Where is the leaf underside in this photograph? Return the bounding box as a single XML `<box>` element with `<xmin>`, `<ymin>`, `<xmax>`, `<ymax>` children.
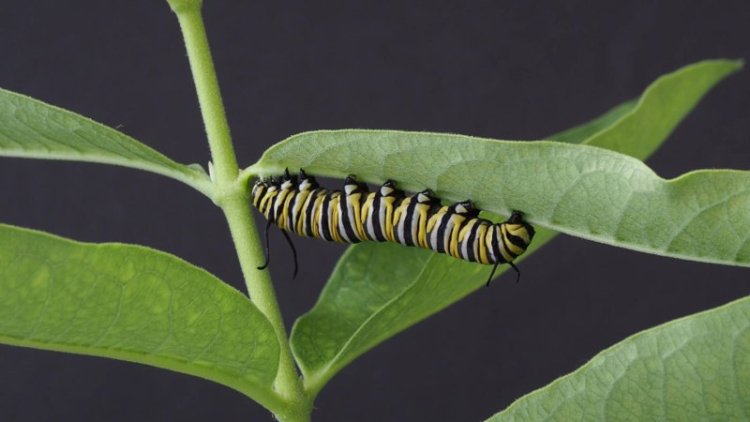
<box><xmin>279</xmin><ymin>59</ymin><xmax>744</xmax><ymax>394</ymax></box>
<box><xmin>257</xmin><ymin>131</ymin><xmax>750</xmax><ymax>267</ymax></box>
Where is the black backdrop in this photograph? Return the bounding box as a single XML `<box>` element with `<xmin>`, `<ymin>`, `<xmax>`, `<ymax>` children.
<box><xmin>1</xmin><ymin>1</ymin><xmax>749</xmax><ymax>421</ymax></box>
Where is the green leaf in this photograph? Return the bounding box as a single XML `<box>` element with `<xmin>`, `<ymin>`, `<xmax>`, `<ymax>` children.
<box><xmin>0</xmin><ymin>224</ymin><xmax>284</xmax><ymax>410</ymax></box>
<box><xmin>583</xmin><ymin>59</ymin><xmax>744</xmax><ymax>159</ymax></box>
<box><xmin>284</xmin><ymin>59</ymin><xmax>742</xmax><ymax>396</ymax></box>
<box><xmin>487</xmin><ymin>295</ymin><xmax>750</xmax><ymax>421</ymax></box>
<box><xmin>251</xmin><ymin>135</ymin><xmax>750</xmax><ymax>267</ymax></box>
<box><xmin>0</xmin><ymin>87</ymin><xmax>212</xmax><ymax>196</ymax></box>
<box><xmin>291</xmin><ymin>232</ymin><xmax>556</xmax><ymax>394</ymax></box>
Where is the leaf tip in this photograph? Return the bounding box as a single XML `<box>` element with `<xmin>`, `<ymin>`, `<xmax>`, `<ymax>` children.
<box><xmin>710</xmin><ymin>58</ymin><xmax>744</xmax><ymax>72</ymax></box>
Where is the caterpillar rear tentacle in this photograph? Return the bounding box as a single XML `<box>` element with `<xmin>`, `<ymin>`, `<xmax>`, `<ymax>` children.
<box><xmin>251</xmin><ymin>170</ymin><xmax>535</xmax><ymax>285</ymax></box>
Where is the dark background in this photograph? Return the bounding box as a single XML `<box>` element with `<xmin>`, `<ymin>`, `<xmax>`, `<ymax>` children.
<box><xmin>0</xmin><ymin>1</ymin><xmax>749</xmax><ymax>421</ymax></box>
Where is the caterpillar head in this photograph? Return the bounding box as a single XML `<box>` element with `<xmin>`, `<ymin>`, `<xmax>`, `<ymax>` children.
<box><xmin>251</xmin><ymin>177</ymin><xmax>274</xmax><ymax>207</ymax></box>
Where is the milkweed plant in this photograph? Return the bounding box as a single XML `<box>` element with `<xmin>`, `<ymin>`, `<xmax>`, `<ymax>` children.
<box><xmin>0</xmin><ymin>1</ymin><xmax>748</xmax><ymax>421</ymax></box>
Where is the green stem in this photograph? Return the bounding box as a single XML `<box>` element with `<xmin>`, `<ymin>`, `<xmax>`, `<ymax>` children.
<box><xmin>167</xmin><ymin>1</ymin><xmax>310</xmax><ymax>420</ymax></box>
<box><xmin>222</xmin><ymin>191</ymin><xmax>312</xmax><ymax>421</ymax></box>
<box><xmin>172</xmin><ymin>1</ymin><xmax>238</xmax><ymax>185</ymax></box>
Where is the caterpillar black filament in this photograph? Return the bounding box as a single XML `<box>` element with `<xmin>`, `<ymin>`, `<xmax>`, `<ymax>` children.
<box><xmin>251</xmin><ymin>169</ymin><xmax>535</xmax><ymax>285</ymax></box>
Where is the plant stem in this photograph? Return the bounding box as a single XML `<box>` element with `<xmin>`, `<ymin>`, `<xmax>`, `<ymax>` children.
<box><xmin>172</xmin><ymin>1</ymin><xmax>238</xmax><ymax>185</ymax></box>
<box><xmin>222</xmin><ymin>191</ymin><xmax>311</xmax><ymax>421</ymax></box>
<box><xmin>167</xmin><ymin>1</ymin><xmax>310</xmax><ymax>420</ymax></box>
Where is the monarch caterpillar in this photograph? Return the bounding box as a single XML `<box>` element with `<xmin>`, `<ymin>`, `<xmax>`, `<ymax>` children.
<box><xmin>251</xmin><ymin>169</ymin><xmax>535</xmax><ymax>285</ymax></box>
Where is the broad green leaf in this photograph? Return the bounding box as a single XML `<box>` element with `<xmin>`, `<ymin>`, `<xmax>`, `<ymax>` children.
<box><xmin>0</xmin><ymin>88</ymin><xmax>212</xmax><ymax>196</ymax></box>
<box><xmin>0</xmin><ymin>224</ymin><xmax>283</xmax><ymax>410</ymax></box>
<box><xmin>284</xmin><ymin>60</ymin><xmax>742</xmax><ymax>395</ymax></box>
<box><xmin>487</xmin><ymin>295</ymin><xmax>750</xmax><ymax>421</ymax></box>
<box><xmin>251</xmin><ymin>135</ymin><xmax>750</xmax><ymax>267</ymax></box>
<box><xmin>584</xmin><ymin>60</ymin><xmax>745</xmax><ymax>159</ymax></box>
<box><xmin>291</xmin><ymin>231</ymin><xmax>556</xmax><ymax>394</ymax></box>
